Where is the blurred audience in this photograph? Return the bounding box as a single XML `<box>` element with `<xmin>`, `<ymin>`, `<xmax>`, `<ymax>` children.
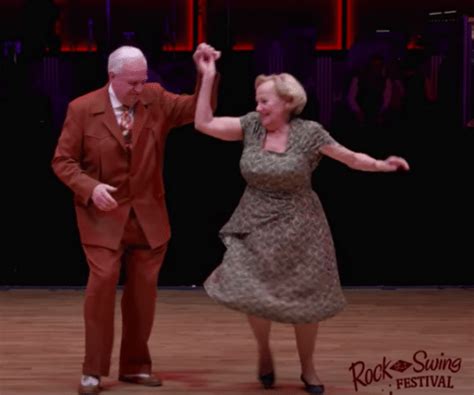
<box><xmin>347</xmin><ymin>54</ymin><xmax>393</xmax><ymax>128</ymax></box>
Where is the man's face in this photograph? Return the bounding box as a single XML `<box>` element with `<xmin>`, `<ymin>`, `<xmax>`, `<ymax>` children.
<box><xmin>109</xmin><ymin>59</ymin><xmax>148</xmax><ymax>107</ymax></box>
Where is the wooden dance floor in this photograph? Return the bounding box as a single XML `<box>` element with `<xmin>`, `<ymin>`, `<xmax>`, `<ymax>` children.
<box><xmin>1</xmin><ymin>288</ymin><xmax>473</xmax><ymax>395</ymax></box>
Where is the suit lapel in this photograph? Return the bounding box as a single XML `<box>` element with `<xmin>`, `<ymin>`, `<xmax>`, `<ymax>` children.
<box><xmin>90</xmin><ymin>85</ymin><xmax>127</xmax><ymax>150</ymax></box>
<box><xmin>133</xmin><ymin>88</ymin><xmax>155</xmax><ymax>145</ymax></box>
<box><xmin>103</xmin><ymin>105</ymin><xmax>127</xmax><ymax>150</ymax></box>
<box><xmin>131</xmin><ymin>101</ymin><xmax>149</xmax><ymax>146</ymax></box>
<box><xmin>90</xmin><ymin>85</ymin><xmax>155</xmax><ymax>150</ymax></box>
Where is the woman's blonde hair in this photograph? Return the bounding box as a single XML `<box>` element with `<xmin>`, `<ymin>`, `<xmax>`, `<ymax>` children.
<box><xmin>255</xmin><ymin>73</ymin><xmax>307</xmax><ymax>115</ymax></box>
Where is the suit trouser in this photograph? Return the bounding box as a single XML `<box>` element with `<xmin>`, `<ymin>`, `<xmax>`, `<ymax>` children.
<box><xmin>81</xmin><ymin>210</ymin><xmax>167</xmax><ymax>377</ymax></box>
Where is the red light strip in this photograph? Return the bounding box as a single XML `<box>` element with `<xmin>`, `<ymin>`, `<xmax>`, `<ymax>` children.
<box><xmin>347</xmin><ymin>0</ymin><xmax>355</xmax><ymax>48</ymax></box>
<box><xmin>59</xmin><ymin>0</ymin><xmax>346</xmax><ymax>53</ymax></box>
<box><xmin>60</xmin><ymin>44</ymin><xmax>97</xmax><ymax>52</ymax></box>
<box><xmin>233</xmin><ymin>0</ymin><xmax>343</xmax><ymax>51</ymax></box>
<box><xmin>163</xmin><ymin>0</ymin><xmax>194</xmax><ymax>51</ymax></box>
<box><xmin>197</xmin><ymin>0</ymin><xmax>206</xmax><ymax>44</ymax></box>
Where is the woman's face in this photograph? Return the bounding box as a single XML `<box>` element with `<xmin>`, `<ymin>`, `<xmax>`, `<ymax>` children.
<box><xmin>255</xmin><ymin>80</ymin><xmax>290</xmax><ymax>130</ymax></box>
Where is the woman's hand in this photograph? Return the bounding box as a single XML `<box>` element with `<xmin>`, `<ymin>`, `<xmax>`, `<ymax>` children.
<box><xmin>197</xmin><ymin>54</ymin><xmax>217</xmax><ymax>77</ymax></box>
<box><xmin>380</xmin><ymin>156</ymin><xmax>410</xmax><ymax>172</ymax></box>
<box><xmin>193</xmin><ymin>42</ymin><xmax>220</xmax><ymax>77</ymax></box>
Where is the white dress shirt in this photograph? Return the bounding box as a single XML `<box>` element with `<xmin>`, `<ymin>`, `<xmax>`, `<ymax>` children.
<box><xmin>108</xmin><ymin>84</ymin><xmax>135</xmax><ymax>125</ymax></box>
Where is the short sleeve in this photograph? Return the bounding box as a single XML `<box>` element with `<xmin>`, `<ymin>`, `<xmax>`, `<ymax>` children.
<box><xmin>301</xmin><ymin>120</ymin><xmax>337</xmax><ymax>166</ymax></box>
<box><xmin>306</xmin><ymin>121</ymin><xmax>336</xmax><ymax>151</ymax></box>
<box><xmin>239</xmin><ymin>111</ymin><xmax>262</xmax><ymax>146</ymax></box>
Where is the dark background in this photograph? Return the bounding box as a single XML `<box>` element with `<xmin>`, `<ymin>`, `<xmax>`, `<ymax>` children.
<box><xmin>1</xmin><ymin>0</ymin><xmax>473</xmax><ymax>287</ymax></box>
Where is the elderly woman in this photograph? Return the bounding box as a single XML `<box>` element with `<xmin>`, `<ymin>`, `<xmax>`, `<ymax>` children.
<box><xmin>194</xmin><ymin>48</ymin><xmax>409</xmax><ymax>394</ymax></box>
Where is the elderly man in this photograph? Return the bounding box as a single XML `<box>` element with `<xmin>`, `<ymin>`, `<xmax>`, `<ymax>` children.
<box><xmin>52</xmin><ymin>43</ymin><xmax>219</xmax><ymax>395</ymax></box>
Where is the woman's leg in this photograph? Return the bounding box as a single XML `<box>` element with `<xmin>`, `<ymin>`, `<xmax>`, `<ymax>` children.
<box><xmin>294</xmin><ymin>323</ymin><xmax>322</xmax><ymax>384</ymax></box>
<box><xmin>247</xmin><ymin>315</ymin><xmax>274</xmax><ymax>375</ymax></box>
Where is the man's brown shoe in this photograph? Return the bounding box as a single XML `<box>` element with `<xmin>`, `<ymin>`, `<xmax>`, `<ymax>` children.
<box><xmin>78</xmin><ymin>382</ymin><xmax>101</xmax><ymax>395</ymax></box>
<box><xmin>119</xmin><ymin>374</ymin><xmax>162</xmax><ymax>387</ymax></box>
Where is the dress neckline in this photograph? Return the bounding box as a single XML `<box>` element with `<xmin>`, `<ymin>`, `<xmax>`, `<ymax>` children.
<box><xmin>260</xmin><ymin>119</ymin><xmax>296</xmax><ymax>155</ymax></box>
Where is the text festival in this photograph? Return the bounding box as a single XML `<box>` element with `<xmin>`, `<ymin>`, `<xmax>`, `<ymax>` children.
<box><xmin>349</xmin><ymin>350</ymin><xmax>462</xmax><ymax>392</ymax></box>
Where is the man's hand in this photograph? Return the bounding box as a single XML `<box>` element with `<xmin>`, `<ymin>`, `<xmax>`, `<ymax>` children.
<box><xmin>91</xmin><ymin>184</ymin><xmax>118</xmax><ymax>211</ymax></box>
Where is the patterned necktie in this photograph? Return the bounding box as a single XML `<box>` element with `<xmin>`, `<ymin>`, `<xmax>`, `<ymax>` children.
<box><xmin>119</xmin><ymin>106</ymin><xmax>133</xmax><ymax>146</ymax></box>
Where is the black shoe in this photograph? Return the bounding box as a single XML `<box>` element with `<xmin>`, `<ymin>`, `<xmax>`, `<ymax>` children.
<box><xmin>258</xmin><ymin>371</ymin><xmax>275</xmax><ymax>389</ymax></box>
<box><xmin>300</xmin><ymin>374</ymin><xmax>325</xmax><ymax>394</ymax></box>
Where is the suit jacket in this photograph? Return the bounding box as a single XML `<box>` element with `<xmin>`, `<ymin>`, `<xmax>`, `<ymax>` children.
<box><xmin>52</xmin><ymin>80</ymin><xmax>214</xmax><ymax>250</ymax></box>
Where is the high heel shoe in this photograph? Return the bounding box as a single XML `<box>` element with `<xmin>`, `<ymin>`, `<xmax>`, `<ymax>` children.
<box><xmin>300</xmin><ymin>374</ymin><xmax>325</xmax><ymax>394</ymax></box>
<box><xmin>258</xmin><ymin>371</ymin><xmax>275</xmax><ymax>389</ymax></box>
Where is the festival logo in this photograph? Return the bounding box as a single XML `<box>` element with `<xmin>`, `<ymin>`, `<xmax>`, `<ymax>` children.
<box><xmin>348</xmin><ymin>349</ymin><xmax>462</xmax><ymax>394</ymax></box>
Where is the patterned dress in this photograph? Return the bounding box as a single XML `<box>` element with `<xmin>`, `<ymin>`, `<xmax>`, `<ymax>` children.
<box><xmin>204</xmin><ymin>112</ymin><xmax>347</xmax><ymax>324</ymax></box>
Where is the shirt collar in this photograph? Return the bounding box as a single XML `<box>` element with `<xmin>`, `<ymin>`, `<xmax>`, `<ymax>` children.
<box><xmin>108</xmin><ymin>83</ymin><xmax>124</xmax><ymax>110</ymax></box>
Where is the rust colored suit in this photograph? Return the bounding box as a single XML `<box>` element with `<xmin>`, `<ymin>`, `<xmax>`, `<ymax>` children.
<box><xmin>52</xmin><ymin>81</ymin><xmax>207</xmax><ymax>377</ymax></box>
